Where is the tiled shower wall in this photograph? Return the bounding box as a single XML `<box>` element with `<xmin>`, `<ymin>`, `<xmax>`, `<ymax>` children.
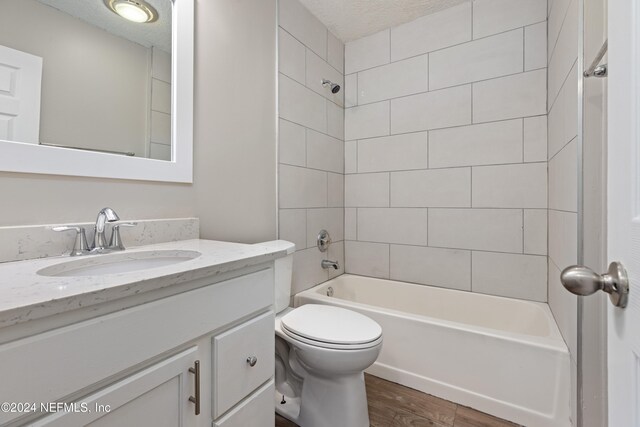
<box><xmin>277</xmin><ymin>0</ymin><xmax>346</xmax><ymax>294</ymax></box>
<box><xmin>343</xmin><ymin>0</ymin><xmax>549</xmax><ymax>302</ymax></box>
<box><xmin>546</xmin><ymin>0</ymin><xmax>579</xmax><ymax>421</ymax></box>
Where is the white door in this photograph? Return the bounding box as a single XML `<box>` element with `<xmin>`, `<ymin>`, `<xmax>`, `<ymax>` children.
<box><xmin>608</xmin><ymin>0</ymin><xmax>640</xmax><ymax>425</ymax></box>
<box><xmin>0</xmin><ymin>44</ymin><xmax>42</xmax><ymax>143</ymax></box>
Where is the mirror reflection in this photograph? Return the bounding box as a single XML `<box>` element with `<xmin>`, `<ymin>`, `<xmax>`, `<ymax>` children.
<box><xmin>0</xmin><ymin>0</ymin><xmax>173</xmax><ymax>160</ymax></box>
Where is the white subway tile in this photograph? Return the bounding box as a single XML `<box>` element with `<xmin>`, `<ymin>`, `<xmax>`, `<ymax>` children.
<box><xmin>357</xmin><ymin>55</ymin><xmax>428</xmax><ymax>104</ymax></box>
<box><xmin>524</xmin><ymin>116</ymin><xmax>548</xmax><ymax>162</ymax></box>
<box><xmin>548</xmin><ymin>0</ymin><xmax>578</xmax><ymax>105</ymax></box>
<box><xmin>390</xmin><ymin>245</ymin><xmax>471</xmax><ymax>290</ymax></box>
<box><xmin>327</xmin><ymin>31</ymin><xmax>344</xmax><ymax>73</ymax></box>
<box><xmin>345</xmin><ymin>140</ymin><xmax>357</xmax><ymax>173</ymax></box>
<box><xmin>306</xmin><ymin>130</ymin><xmax>344</xmax><ymax>173</ymax></box>
<box><xmin>357</xmin><ymin>208</ymin><xmax>428</xmax><ymax>245</ymax></box>
<box><xmin>279</xmin><ymin>28</ymin><xmax>306</xmax><ymax>84</ymax></box>
<box><xmin>472</xmin><ymin>252</ymin><xmax>547</xmax><ymax>301</ymax></box>
<box><xmin>149</xmin><ymin>143</ymin><xmax>171</xmax><ymax>161</ymax></box>
<box><xmin>429</xmin><ymin>208</ymin><xmax>523</xmax><ymax>252</ymax></box>
<box><xmin>473</xmin><ymin>163</ymin><xmax>547</xmax><ymax>208</ymax></box>
<box><xmin>548</xmin><ymin>64</ymin><xmax>578</xmax><ymax>158</ymax></box>
<box><xmin>307</xmin><ymin>208</ymin><xmax>344</xmax><ymax>247</ymax></box>
<box><xmin>278</xmin><ymin>0</ymin><xmax>327</xmax><ymax>59</ymax></box>
<box><xmin>548</xmin><ymin>260</ymin><xmax>578</xmax><ymax>357</ymax></box>
<box><xmin>328</xmin><ymin>241</ymin><xmax>345</xmax><ymax>279</ymax></box>
<box><xmin>473</xmin><ymin>69</ymin><xmax>547</xmax><ymax>123</ymax></box>
<box><xmin>429</xmin><ymin>29</ymin><xmax>524</xmax><ymax>90</ymax></box>
<box><xmin>345</xmin><ymin>208</ymin><xmax>357</xmax><ymax>240</ymax></box>
<box><xmin>525</xmin><ymin>22</ymin><xmax>547</xmax><ymax>71</ymax></box>
<box><xmin>473</xmin><ymin>0</ymin><xmax>547</xmax><ymax>39</ymax></box>
<box><xmin>345</xmin><ymin>241</ymin><xmax>390</xmax><ymax>278</ymax></box>
<box><xmin>357</xmin><ymin>133</ymin><xmax>428</xmax><ymax>173</ymax></box>
<box><xmin>279</xmin><ymin>74</ymin><xmax>327</xmax><ymax>133</ymax></box>
<box><xmin>151</xmin><ymin>47</ymin><xmax>171</xmax><ymax>83</ymax></box>
<box><xmin>391</xmin><ymin>85</ymin><xmax>471</xmax><ymax>133</ymax></box>
<box><xmin>292</xmin><ymin>247</ymin><xmax>328</xmax><ymax>294</ymax></box>
<box><xmin>390</xmin><ymin>3</ymin><xmax>472</xmax><ymax>61</ymax></box>
<box><xmin>279</xmin><ymin>209</ymin><xmax>306</xmax><ymax>250</ymax></box>
<box><xmin>429</xmin><ymin>119</ymin><xmax>523</xmax><ymax>168</ymax></box>
<box><xmin>345</xmin><ymin>30</ymin><xmax>390</xmax><ymax>74</ymax></box>
<box><xmin>345</xmin><ymin>73</ymin><xmax>358</xmax><ymax>108</ymax></box>
<box><xmin>345</xmin><ymin>101</ymin><xmax>390</xmax><ymax>140</ymax></box>
<box><xmin>150</xmin><ymin>111</ymin><xmax>171</xmax><ymax>145</ymax></box>
<box><xmin>391</xmin><ymin>168</ymin><xmax>471</xmax><ymax>207</ymax></box>
<box><xmin>279</xmin><ymin>119</ymin><xmax>306</xmax><ymax>166</ymax></box>
<box><xmin>549</xmin><ymin>139</ymin><xmax>578</xmax><ymax>212</ymax></box>
<box><xmin>549</xmin><ymin>209</ymin><xmax>577</xmax><ymax>268</ymax></box>
<box><xmin>328</xmin><ymin>172</ymin><xmax>344</xmax><ymax>208</ymax></box>
<box><xmin>548</xmin><ymin>0</ymin><xmax>572</xmax><ymax>60</ymax></box>
<box><xmin>279</xmin><ymin>165</ymin><xmax>327</xmax><ymax>208</ymax></box>
<box><xmin>524</xmin><ymin>209</ymin><xmax>547</xmax><ymax>255</ymax></box>
<box><xmin>151</xmin><ymin>79</ymin><xmax>170</xmax><ymax>114</ymax></box>
<box><xmin>345</xmin><ymin>173</ymin><xmax>389</xmax><ymax>207</ymax></box>
<box><xmin>306</xmin><ymin>49</ymin><xmax>344</xmax><ymax>106</ymax></box>
<box><xmin>327</xmin><ymin>101</ymin><xmax>344</xmax><ymax>140</ymax></box>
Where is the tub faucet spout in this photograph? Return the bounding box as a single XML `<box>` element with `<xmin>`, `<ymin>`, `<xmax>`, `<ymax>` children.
<box><xmin>321</xmin><ymin>259</ymin><xmax>340</xmax><ymax>270</ymax></box>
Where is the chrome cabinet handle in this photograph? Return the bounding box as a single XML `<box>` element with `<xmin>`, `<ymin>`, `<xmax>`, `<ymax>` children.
<box><xmin>52</xmin><ymin>226</ymin><xmax>90</xmax><ymax>256</ymax></box>
<box><xmin>246</xmin><ymin>356</ymin><xmax>258</xmax><ymax>367</ymax></box>
<box><xmin>561</xmin><ymin>262</ymin><xmax>629</xmax><ymax>308</ymax></box>
<box><xmin>188</xmin><ymin>360</ymin><xmax>200</xmax><ymax>415</ymax></box>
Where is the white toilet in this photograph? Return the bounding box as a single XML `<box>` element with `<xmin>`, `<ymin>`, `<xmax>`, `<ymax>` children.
<box><xmin>273</xmin><ymin>241</ymin><xmax>383</xmax><ymax>427</ymax></box>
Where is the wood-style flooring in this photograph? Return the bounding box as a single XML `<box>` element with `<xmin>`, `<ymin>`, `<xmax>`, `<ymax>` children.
<box><xmin>275</xmin><ymin>374</ymin><xmax>521</xmax><ymax>427</ymax></box>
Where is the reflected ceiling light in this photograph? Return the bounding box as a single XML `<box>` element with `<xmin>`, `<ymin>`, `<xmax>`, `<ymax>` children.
<box><xmin>104</xmin><ymin>0</ymin><xmax>158</xmax><ymax>23</ymax></box>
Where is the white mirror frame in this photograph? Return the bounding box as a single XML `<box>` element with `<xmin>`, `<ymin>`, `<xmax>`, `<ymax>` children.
<box><xmin>0</xmin><ymin>0</ymin><xmax>194</xmax><ymax>183</ymax></box>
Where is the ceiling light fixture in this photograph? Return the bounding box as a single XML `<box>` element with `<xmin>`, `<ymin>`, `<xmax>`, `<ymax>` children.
<box><xmin>104</xmin><ymin>0</ymin><xmax>158</xmax><ymax>23</ymax></box>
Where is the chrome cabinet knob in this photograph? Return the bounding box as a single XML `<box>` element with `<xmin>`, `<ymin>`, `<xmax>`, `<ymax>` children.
<box><xmin>561</xmin><ymin>262</ymin><xmax>629</xmax><ymax>308</ymax></box>
<box><xmin>246</xmin><ymin>356</ymin><xmax>258</xmax><ymax>367</ymax></box>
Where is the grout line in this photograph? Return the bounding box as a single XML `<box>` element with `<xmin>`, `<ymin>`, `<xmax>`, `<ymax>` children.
<box><xmin>548</xmin><ymin>57</ymin><xmax>578</xmax><ymax>112</ymax></box>
<box><xmin>347</xmin><ymin>67</ymin><xmax>547</xmax><ymax>110</ymax></box>
<box><xmin>345</xmin><ymin>21</ymin><xmax>547</xmax><ymax>75</ymax></box>
<box><xmin>548</xmin><ymin>0</ymin><xmax>574</xmax><ymax>64</ymax></box>
<box><xmin>344</xmin><ymin>239</ymin><xmax>548</xmax><ymax>258</ymax></box>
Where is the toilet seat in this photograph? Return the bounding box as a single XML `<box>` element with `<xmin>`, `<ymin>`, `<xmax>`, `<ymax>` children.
<box><xmin>280</xmin><ymin>304</ymin><xmax>382</xmax><ymax>350</ymax></box>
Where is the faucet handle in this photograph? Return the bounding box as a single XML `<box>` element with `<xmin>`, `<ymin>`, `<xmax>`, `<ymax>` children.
<box><xmin>53</xmin><ymin>226</ymin><xmax>90</xmax><ymax>256</ymax></box>
<box><xmin>108</xmin><ymin>222</ymin><xmax>137</xmax><ymax>251</ymax></box>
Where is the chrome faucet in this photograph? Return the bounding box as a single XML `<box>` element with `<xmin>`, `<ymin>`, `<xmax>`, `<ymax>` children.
<box><xmin>321</xmin><ymin>260</ymin><xmax>340</xmax><ymax>270</ymax></box>
<box><xmin>92</xmin><ymin>207</ymin><xmax>120</xmax><ymax>252</ymax></box>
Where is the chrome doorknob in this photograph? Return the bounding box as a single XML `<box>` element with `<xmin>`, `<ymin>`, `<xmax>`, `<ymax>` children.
<box><xmin>561</xmin><ymin>262</ymin><xmax>629</xmax><ymax>308</ymax></box>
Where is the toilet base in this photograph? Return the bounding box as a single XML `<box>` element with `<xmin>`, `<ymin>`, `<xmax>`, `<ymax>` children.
<box><xmin>276</xmin><ymin>371</ymin><xmax>370</xmax><ymax>427</ymax></box>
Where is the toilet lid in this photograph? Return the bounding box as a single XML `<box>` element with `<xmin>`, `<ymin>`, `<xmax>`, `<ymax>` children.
<box><xmin>280</xmin><ymin>304</ymin><xmax>382</xmax><ymax>346</ymax></box>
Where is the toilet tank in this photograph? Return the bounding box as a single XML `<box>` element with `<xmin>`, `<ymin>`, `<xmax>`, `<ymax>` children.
<box><xmin>261</xmin><ymin>240</ymin><xmax>296</xmax><ymax>313</ymax></box>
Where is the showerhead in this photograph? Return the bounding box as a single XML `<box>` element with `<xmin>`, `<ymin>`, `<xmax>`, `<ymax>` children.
<box><xmin>321</xmin><ymin>79</ymin><xmax>341</xmax><ymax>94</ymax></box>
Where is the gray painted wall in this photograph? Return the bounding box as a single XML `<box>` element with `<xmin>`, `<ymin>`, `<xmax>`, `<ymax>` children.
<box><xmin>0</xmin><ymin>0</ymin><xmax>278</xmax><ymax>245</ymax></box>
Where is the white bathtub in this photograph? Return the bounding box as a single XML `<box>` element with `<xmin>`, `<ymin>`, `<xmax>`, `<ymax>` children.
<box><xmin>294</xmin><ymin>274</ymin><xmax>571</xmax><ymax>427</ymax></box>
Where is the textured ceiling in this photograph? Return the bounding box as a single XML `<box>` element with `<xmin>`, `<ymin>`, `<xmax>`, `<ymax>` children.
<box><xmin>298</xmin><ymin>0</ymin><xmax>469</xmax><ymax>42</ymax></box>
<box><xmin>36</xmin><ymin>0</ymin><xmax>172</xmax><ymax>52</ymax></box>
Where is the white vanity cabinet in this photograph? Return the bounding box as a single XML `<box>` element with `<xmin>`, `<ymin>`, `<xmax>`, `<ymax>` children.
<box><xmin>0</xmin><ymin>267</ymin><xmax>276</xmax><ymax>427</ymax></box>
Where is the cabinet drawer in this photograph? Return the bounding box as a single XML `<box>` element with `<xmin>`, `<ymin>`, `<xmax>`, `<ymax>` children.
<box><xmin>213</xmin><ymin>380</ymin><xmax>274</xmax><ymax>427</ymax></box>
<box><xmin>213</xmin><ymin>311</ymin><xmax>274</xmax><ymax>417</ymax></box>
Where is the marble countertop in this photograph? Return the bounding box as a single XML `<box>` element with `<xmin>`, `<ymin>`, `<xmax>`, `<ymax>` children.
<box><xmin>0</xmin><ymin>239</ymin><xmax>292</xmax><ymax>329</ymax></box>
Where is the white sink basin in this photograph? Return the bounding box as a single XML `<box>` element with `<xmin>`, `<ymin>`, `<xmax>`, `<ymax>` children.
<box><xmin>37</xmin><ymin>250</ymin><xmax>202</xmax><ymax>277</ymax></box>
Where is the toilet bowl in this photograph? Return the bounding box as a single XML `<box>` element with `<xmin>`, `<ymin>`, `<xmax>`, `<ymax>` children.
<box><xmin>270</xmin><ymin>241</ymin><xmax>383</xmax><ymax>427</ymax></box>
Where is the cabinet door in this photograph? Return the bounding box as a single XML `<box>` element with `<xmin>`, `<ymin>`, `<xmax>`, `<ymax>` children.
<box><xmin>213</xmin><ymin>381</ymin><xmax>274</xmax><ymax>427</ymax></box>
<box><xmin>32</xmin><ymin>347</ymin><xmax>201</xmax><ymax>427</ymax></box>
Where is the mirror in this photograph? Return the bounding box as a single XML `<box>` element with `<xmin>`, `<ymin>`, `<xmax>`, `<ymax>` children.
<box><xmin>0</xmin><ymin>0</ymin><xmax>193</xmax><ymax>182</ymax></box>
